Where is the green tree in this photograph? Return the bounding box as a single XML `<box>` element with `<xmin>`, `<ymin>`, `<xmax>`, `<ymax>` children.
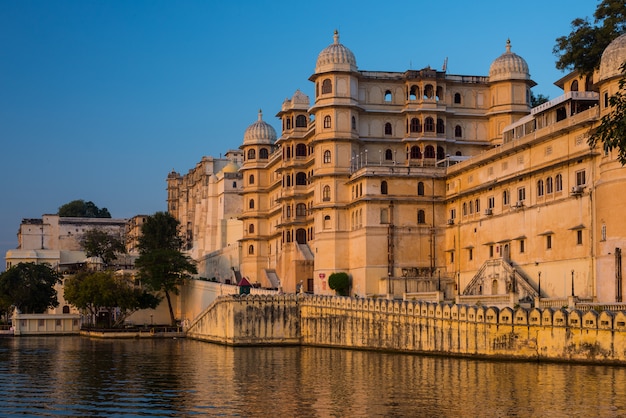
<box><xmin>80</xmin><ymin>228</ymin><xmax>126</xmax><ymax>268</ymax></box>
<box><xmin>553</xmin><ymin>0</ymin><xmax>626</xmax><ymax>75</ymax></box>
<box><xmin>64</xmin><ymin>271</ymin><xmax>160</xmax><ymax>327</ymax></box>
<box><xmin>58</xmin><ymin>199</ymin><xmax>112</xmax><ymax>218</ymax></box>
<box><xmin>589</xmin><ymin>62</ymin><xmax>626</xmax><ymax>164</ymax></box>
<box><xmin>328</xmin><ymin>272</ymin><xmax>350</xmax><ymax>296</ymax></box>
<box><xmin>134</xmin><ymin>212</ymin><xmax>197</xmax><ymax>326</ymax></box>
<box><xmin>0</xmin><ymin>263</ymin><xmax>61</xmax><ymax>314</ymax></box>
<box><xmin>530</xmin><ymin>91</ymin><xmax>549</xmax><ymax>108</ymax></box>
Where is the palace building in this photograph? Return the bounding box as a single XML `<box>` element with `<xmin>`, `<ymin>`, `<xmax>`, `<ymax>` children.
<box><xmin>168</xmin><ymin>31</ymin><xmax>626</xmax><ymax>305</ymax></box>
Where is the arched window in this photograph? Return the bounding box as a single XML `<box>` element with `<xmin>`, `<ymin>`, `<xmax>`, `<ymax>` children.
<box><xmin>286</xmin><ymin>175</ymin><xmax>291</xmax><ymax>187</ymax></box>
<box><xmin>248</xmin><ymin>245</ymin><xmax>254</xmax><ymax>255</ymax></box>
<box><xmin>384</xmin><ymin>90</ymin><xmax>392</xmax><ymax>102</ymax></box>
<box><xmin>286</xmin><ymin>205</ymin><xmax>291</xmax><ymax>218</ymax></box>
<box><xmin>352</xmin><ymin>116</ymin><xmax>356</xmax><ymax>130</ymax></box>
<box><xmin>409</xmin><ymin>85</ymin><xmax>419</xmax><ymax>100</ymax></box>
<box><xmin>555</xmin><ymin>173</ymin><xmax>563</xmax><ymax>192</ymax></box>
<box><xmin>380</xmin><ymin>208</ymin><xmax>389</xmax><ymax>224</ymax></box>
<box><xmin>295</xmin><ymin>115</ymin><xmax>307</xmax><ymax>127</ymax></box>
<box><xmin>410</xmin><ymin>146</ymin><xmax>422</xmax><ymax>159</ymax></box>
<box><xmin>324</xmin><ymin>215</ymin><xmax>331</xmax><ymax>229</ymax></box>
<box><xmin>417</xmin><ymin>210</ymin><xmax>426</xmax><ymax>224</ymax></box>
<box><xmin>62</xmin><ymin>305</ymin><xmax>70</xmax><ymax>314</ymax></box>
<box><xmin>296</xmin><ymin>143</ymin><xmax>307</xmax><ymax>157</ymax></box>
<box><xmin>537</xmin><ymin>179</ymin><xmax>544</xmax><ymax>197</ymax></box>
<box><xmin>454</xmin><ymin>93</ymin><xmax>461</xmax><ymax>104</ymax></box>
<box><xmin>436</xmin><ymin>86</ymin><xmax>443</xmax><ymax>101</ymax></box>
<box><xmin>385</xmin><ymin>149</ymin><xmax>393</xmax><ymax>160</ymax></box>
<box><xmin>546</xmin><ymin>177</ymin><xmax>553</xmax><ymax>194</ymax></box>
<box><xmin>249</xmin><ymin>199</ymin><xmax>255</xmax><ymax>209</ymax></box>
<box><xmin>259</xmin><ymin>148</ymin><xmax>268</xmax><ymax>159</ymax></box>
<box><xmin>323</xmin><ymin>185</ymin><xmax>331</xmax><ymax>201</ymax></box>
<box><xmin>322</xmin><ymin>78</ymin><xmax>332</xmax><ymax>94</ymax></box>
<box><xmin>384</xmin><ymin>122</ymin><xmax>392</xmax><ymax>135</ymax></box>
<box><xmin>249</xmin><ymin>174</ymin><xmax>255</xmax><ymax>185</ymax></box>
<box><xmin>455</xmin><ymin>151</ymin><xmax>462</xmax><ymax>156</ymax></box>
<box><xmin>454</xmin><ymin>125</ymin><xmax>462</xmax><ymax>138</ymax></box>
<box><xmin>503</xmin><ymin>190</ymin><xmax>510</xmax><ymax>205</ymax></box>
<box><xmin>410</xmin><ymin>118</ymin><xmax>422</xmax><ymax>133</ymax></box>
<box><xmin>286</xmin><ymin>147</ymin><xmax>291</xmax><ymax>159</ymax></box>
<box><xmin>418</xmin><ymin>181</ymin><xmax>424</xmax><ymax>196</ymax></box>
<box><xmin>296</xmin><ymin>172</ymin><xmax>307</xmax><ymax>185</ymax></box>
<box><xmin>381</xmin><ymin>181</ymin><xmax>388</xmax><ymax>195</ymax></box>
<box><xmin>571</xmin><ymin>80</ymin><xmax>579</xmax><ymax>92</ymax></box>
<box><xmin>424</xmin><ymin>117</ymin><xmax>435</xmax><ymax>132</ymax></box>
<box><xmin>296</xmin><ymin>203</ymin><xmax>306</xmax><ymax>217</ymax></box>
<box><xmin>323</xmin><ymin>150</ymin><xmax>331</xmax><ymax>163</ymax></box>
<box><xmin>286</xmin><ymin>118</ymin><xmax>291</xmax><ymax>130</ymax></box>
<box><xmin>424</xmin><ymin>145</ymin><xmax>435</xmax><ymax>158</ymax></box>
<box><xmin>437</xmin><ymin>146</ymin><xmax>445</xmax><ymax>160</ymax></box>
<box><xmin>424</xmin><ymin>84</ymin><xmax>434</xmax><ymax>99</ymax></box>
<box><xmin>475</xmin><ymin>199</ymin><xmax>480</xmax><ymax>213</ymax></box>
<box><xmin>436</xmin><ymin>118</ymin><xmax>445</xmax><ymax>134</ymax></box>
<box><xmin>323</xmin><ymin>115</ymin><xmax>331</xmax><ymax>128</ymax></box>
<box><xmin>462</xmin><ymin>202</ymin><xmax>468</xmax><ymax>216</ymax></box>
<box><xmin>247</xmin><ymin>149</ymin><xmax>256</xmax><ymax>160</ymax></box>
<box><xmin>249</xmin><ymin>224</ymin><xmax>255</xmax><ymax>234</ymax></box>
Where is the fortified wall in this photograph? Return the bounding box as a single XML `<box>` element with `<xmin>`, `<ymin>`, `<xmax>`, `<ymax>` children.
<box><xmin>186</xmin><ymin>294</ymin><xmax>626</xmax><ymax>364</ymax></box>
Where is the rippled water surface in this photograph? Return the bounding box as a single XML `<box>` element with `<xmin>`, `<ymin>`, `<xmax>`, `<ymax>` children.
<box><xmin>1</xmin><ymin>336</ymin><xmax>626</xmax><ymax>417</ymax></box>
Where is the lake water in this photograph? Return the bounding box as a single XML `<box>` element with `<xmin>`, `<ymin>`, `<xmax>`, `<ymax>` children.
<box><xmin>1</xmin><ymin>336</ymin><xmax>625</xmax><ymax>417</ymax></box>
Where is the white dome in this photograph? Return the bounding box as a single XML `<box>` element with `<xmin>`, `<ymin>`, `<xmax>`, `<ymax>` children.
<box><xmin>243</xmin><ymin>110</ymin><xmax>277</xmax><ymax>145</ymax></box>
<box><xmin>489</xmin><ymin>39</ymin><xmax>530</xmax><ymax>82</ymax></box>
<box><xmin>221</xmin><ymin>161</ymin><xmax>239</xmax><ymax>174</ymax></box>
<box><xmin>598</xmin><ymin>33</ymin><xmax>626</xmax><ymax>83</ymax></box>
<box><xmin>315</xmin><ymin>30</ymin><xmax>357</xmax><ymax>74</ymax></box>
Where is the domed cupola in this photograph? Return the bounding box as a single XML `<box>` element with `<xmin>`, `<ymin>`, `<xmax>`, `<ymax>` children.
<box><xmin>489</xmin><ymin>39</ymin><xmax>530</xmax><ymax>82</ymax></box>
<box><xmin>598</xmin><ymin>32</ymin><xmax>626</xmax><ymax>83</ymax></box>
<box><xmin>315</xmin><ymin>30</ymin><xmax>357</xmax><ymax>74</ymax></box>
<box><xmin>243</xmin><ymin>110</ymin><xmax>277</xmax><ymax>145</ymax></box>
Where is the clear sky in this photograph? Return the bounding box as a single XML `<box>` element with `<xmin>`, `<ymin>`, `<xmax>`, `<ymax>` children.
<box><xmin>0</xmin><ymin>0</ymin><xmax>599</xmax><ymax>270</ymax></box>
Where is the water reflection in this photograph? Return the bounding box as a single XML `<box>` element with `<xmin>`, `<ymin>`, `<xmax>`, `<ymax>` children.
<box><xmin>0</xmin><ymin>337</ymin><xmax>624</xmax><ymax>416</ymax></box>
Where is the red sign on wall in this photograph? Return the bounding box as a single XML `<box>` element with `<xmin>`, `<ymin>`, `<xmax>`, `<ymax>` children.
<box><xmin>319</xmin><ymin>273</ymin><xmax>326</xmax><ymax>279</ymax></box>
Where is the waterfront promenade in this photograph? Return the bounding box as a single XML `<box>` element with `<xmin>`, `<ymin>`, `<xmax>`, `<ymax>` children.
<box><xmin>187</xmin><ymin>293</ymin><xmax>626</xmax><ymax>364</ymax></box>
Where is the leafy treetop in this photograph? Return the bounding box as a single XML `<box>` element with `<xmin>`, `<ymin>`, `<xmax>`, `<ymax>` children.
<box><xmin>553</xmin><ymin>0</ymin><xmax>626</xmax><ymax>75</ymax></box>
<box><xmin>80</xmin><ymin>229</ymin><xmax>126</xmax><ymax>268</ymax></box>
<box><xmin>0</xmin><ymin>263</ymin><xmax>61</xmax><ymax>314</ymax></box>
<box><xmin>58</xmin><ymin>200</ymin><xmax>111</xmax><ymax>218</ymax></box>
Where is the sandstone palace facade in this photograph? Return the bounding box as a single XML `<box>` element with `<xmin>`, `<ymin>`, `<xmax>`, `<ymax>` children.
<box><xmin>167</xmin><ymin>32</ymin><xmax>626</xmax><ymax>305</ymax></box>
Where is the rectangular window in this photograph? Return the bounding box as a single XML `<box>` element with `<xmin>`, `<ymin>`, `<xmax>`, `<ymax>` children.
<box><xmin>520</xmin><ymin>240</ymin><xmax>525</xmax><ymax>253</ymax></box>
<box><xmin>469</xmin><ymin>248</ymin><xmax>473</xmax><ymax>261</ymax></box>
<box><xmin>576</xmin><ymin>170</ymin><xmax>586</xmax><ymax>186</ymax></box>
<box><xmin>547</xmin><ymin>235</ymin><xmax>552</xmax><ymax>250</ymax></box>
<box><xmin>517</xmin><ymin>187</ymin><xmax>526</xmax><ymax>202</ymax></box>
<box><xmin>450</xmin><ymin>251</ymin><xmax>455</xmax><ymax>263</ymax></box>
<box><xmin>488</xmin><ymin>196</ymin><xmax>495</xmax><ymax>209</ymax></box>
<box><xmin>577</xmin><ymin>230</ymin><xmax>583</xmax><ymax>245</ymax></box>
<box><xmin>489</xmin><ymin>245</ymin><xmax>494</xmax><ymax>258</ymax></box>
<box><xmin>450</xmin><ymin>208</ymin><xmax>456</xmax><ymax>220</ymax></box>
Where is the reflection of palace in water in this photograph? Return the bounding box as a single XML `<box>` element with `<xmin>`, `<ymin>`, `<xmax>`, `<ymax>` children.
<box><xmin>168</xmin><ymin>31</ymin><xmax>626</xmax><ymax>306</ymax></box>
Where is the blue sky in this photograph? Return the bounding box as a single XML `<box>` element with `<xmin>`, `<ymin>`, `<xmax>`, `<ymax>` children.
<box><xmin>0</xmin><ymin>0</ymin><xmax>599</xmax><ymax>269</ymax></box>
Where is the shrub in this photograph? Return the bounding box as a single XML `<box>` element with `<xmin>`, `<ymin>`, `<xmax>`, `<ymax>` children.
<box><xmin>328</xmin><ymin>272</ymin><xmax>350</xmax><ymax>296</ymax></box>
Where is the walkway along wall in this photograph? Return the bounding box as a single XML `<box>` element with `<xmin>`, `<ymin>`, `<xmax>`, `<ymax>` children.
<box><xmin>186</xmin><ymin>294</ymin><xmax>626</xmax><ymax>364</ymax></box>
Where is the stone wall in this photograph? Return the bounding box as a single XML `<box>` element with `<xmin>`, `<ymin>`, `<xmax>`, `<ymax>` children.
<box><xmin>186</xmin><ymin>294</ymin><xmax>626</xmax><ymax>364</ymax></box>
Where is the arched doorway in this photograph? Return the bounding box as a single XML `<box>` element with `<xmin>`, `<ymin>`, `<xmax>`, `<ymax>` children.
<box><xmin>296</xmin><ymin>228</ymin><xmax>307</xmax><ymax>244</ymax></box>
